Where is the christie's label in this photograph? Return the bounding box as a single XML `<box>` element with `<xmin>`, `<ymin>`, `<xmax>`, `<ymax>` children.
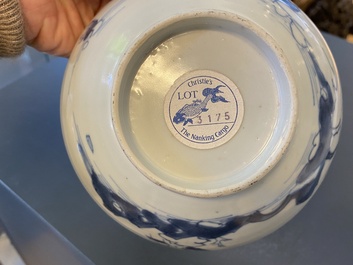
<box><xmin>164</xmin><ymin>70</ymin><xmax>244</xmax><ymax>149</ymax></box>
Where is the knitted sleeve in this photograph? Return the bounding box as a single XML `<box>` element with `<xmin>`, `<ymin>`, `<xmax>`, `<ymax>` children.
<box><xmin>0</xmin><ymin>0</ymin><xmax>25</xmax><ymax>57</ymax></box>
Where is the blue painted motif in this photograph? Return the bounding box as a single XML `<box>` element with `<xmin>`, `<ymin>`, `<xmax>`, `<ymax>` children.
<box><xmin>72</xmin><ymin>0</ymin><xmax>341</xmax><ymax>249</ymax></box>
<box><xmin>86</xmin><ymin>135</ymin><xmax>94</xmax><ymax>153</ymax></box>
<box><xmin>272</xmin><ymin>0</ymin><xmax>301</xmax><ymax>12</ymax></box>
<box><xmin>80</xmin><ymin>0</ymin><xmax>126</xmax><ymax>50</ymax></box>
<box><xmin>64</xmin><ymin>1</ymin><xmax>127</xmax><ymax>96</ymax></box>
<box><xmin>173</xmin><ymin>85</ymin><xmax>229</xmax><ymax>126</ymax></box>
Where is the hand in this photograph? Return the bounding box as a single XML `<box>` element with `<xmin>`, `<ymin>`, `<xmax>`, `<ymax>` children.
<box><xmin>20</xmin><ymin>0</ymin><xmax>111</xmax><ymax>57</ymax></box>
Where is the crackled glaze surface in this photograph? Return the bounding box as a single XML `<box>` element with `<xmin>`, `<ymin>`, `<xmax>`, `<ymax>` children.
<box><xmin>61</xmin><ymin>0</ymin><xmax>342</xmax><ymax>249</ymax></box>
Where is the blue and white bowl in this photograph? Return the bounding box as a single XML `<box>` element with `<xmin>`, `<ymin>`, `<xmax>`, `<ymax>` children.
<box><xmin>61</xmin><ymin>0</ymin><xmax>342</xmax><ymax>249</ymax></box>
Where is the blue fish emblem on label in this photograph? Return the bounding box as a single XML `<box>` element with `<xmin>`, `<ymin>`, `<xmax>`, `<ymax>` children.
<box><xmin>173</xmin><ymin>85</ymin><xmax>229</xmax><ymax>126</ymax></box>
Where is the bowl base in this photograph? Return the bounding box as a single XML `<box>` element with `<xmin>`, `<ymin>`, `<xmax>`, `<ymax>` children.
<box><xmin>113</xmin><ymin>12</ymin><xmax>296</xmax><ymax>197</ymax></box>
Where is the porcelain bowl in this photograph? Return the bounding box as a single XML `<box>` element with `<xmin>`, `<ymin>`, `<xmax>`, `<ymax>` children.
<box><xmin>61</xmin><ymin>0</ymin><xmax>342</xmax><ymax>249</ymax></box>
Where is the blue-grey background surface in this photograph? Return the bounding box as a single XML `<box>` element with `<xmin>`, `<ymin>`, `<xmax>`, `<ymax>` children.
<box><xmin>0</xmin><ymin>33</ymin><xmax>352</xmax><ymax>264</ymax></box>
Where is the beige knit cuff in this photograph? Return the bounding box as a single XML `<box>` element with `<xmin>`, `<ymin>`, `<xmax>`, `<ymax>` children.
<box><xmin>0</xmin><ymin>0</ymin><xmax>26</xmax><ymax>57</ymax></box>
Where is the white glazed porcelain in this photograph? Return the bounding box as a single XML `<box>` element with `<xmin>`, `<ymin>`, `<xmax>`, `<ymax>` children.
<box><xmin>61</xmin><ymin>0</ymin><xmax>342</xmax><ymax>249</ymax></box>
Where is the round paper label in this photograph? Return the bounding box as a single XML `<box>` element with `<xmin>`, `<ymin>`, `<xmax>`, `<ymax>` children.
<box><xmin>164</xmin><ymin>70</ymin><xmax>244</xmax><ymax>149</ymax></box>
